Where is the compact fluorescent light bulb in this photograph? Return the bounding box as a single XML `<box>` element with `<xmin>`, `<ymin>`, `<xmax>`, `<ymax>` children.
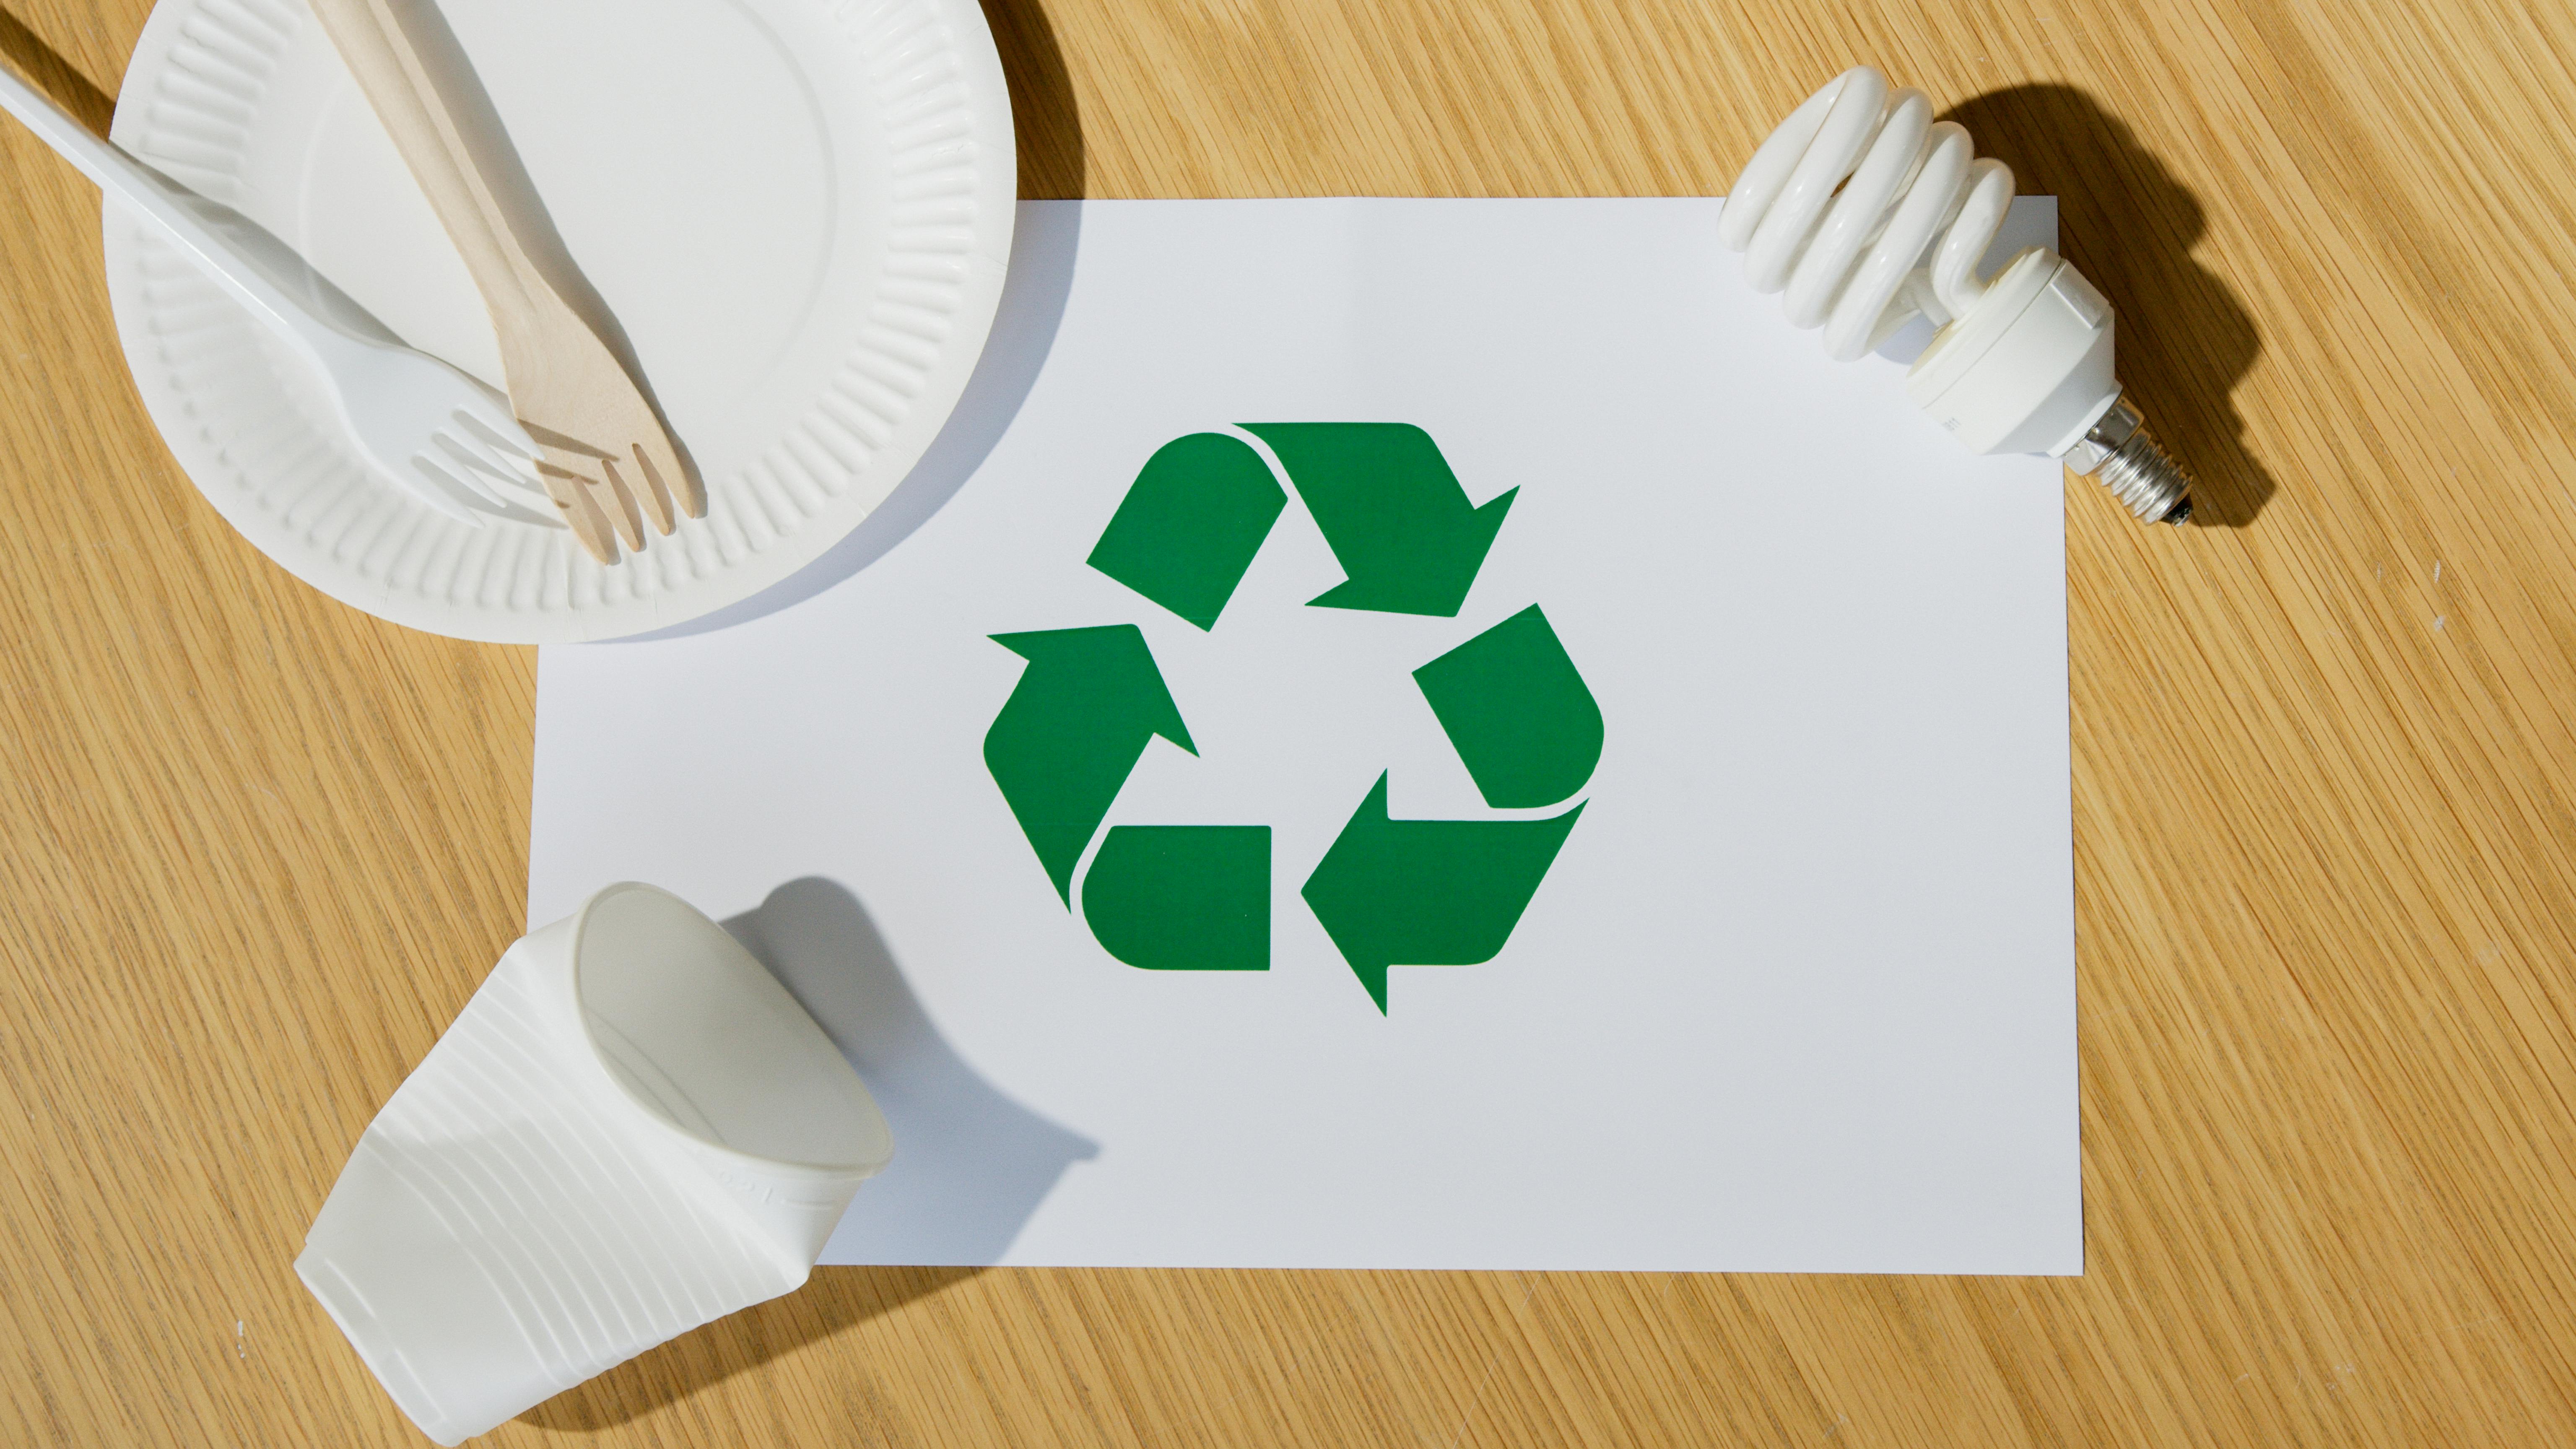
<box><xmin>1719</xmin><ymin>67</ymin><xmax>2194</xmax><ymax>525</ymax></box>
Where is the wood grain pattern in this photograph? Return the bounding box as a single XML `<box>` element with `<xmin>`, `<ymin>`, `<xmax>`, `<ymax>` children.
<box><xmin>3</xmin><ymin>0</ymin><xmax>2573</xmax><ymax>1443</ymax></box>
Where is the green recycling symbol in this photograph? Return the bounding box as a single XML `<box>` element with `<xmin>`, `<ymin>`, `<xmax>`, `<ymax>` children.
<box><xmin>983</xmin><ymin>423</ymin><xmax>1601</xmax><ymax>1013</ymax></box>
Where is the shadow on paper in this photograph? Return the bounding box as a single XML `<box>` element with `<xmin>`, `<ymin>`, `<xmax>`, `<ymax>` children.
<box><xmin>723</xmin><ymin>876</ymin><xmax>1100</xmax><ymax>1266</ymax></box>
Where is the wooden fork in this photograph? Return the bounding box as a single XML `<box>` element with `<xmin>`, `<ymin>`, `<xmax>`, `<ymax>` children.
<box><xmin>307</xmin><ymin>0</ymin><xmax>701</xmax><ymax>563</ymax></box>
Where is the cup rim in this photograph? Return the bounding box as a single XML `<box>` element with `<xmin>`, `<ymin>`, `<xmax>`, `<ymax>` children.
<box><xmin>565</xmin><ymin>881</ymin><xmax>892</xmax><ymax>1180</ymax></box>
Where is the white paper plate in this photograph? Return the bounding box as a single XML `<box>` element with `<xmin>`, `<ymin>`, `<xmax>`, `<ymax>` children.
<box><xmin>105</xmin><ymin>0</ymin><xmax>1015</xmax><ymax>641</ymax></box>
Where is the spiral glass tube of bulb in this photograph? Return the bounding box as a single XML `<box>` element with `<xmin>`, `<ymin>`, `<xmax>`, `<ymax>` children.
<box><xmin>1720</xmin><ymin>68</ymin><xmax>2193</xmax><ymax>525</ymax></box>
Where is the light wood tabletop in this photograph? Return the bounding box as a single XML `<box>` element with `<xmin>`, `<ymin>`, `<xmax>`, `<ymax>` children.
<box><xmin>5</xmin><ymin>0</ymin><xmax>2573</xmax><ymax>1443</ymax></box>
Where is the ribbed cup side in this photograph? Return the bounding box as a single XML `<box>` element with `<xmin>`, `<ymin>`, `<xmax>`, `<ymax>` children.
<box><xmin>299</xmin><ymin>948</ymin><xmax>801</xmax><ymax>1441</ymax></box>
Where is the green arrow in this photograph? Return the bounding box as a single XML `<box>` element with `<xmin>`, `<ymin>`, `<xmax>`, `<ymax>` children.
<box><xmin>1083</xmin><ymin>825</ymin><xmax>1270</xmax><ymax>971</ymax></box>
<box><xmin>1301</xmin><ymin>773</ymin><xmax>1584</xmax><ymax>1013</ymax></box>
<box><xmin>1087</xmin><ymin>433</ymin><xmax>1287</xmax><ymax>631</ymax></box>
<box><xmin>1414</xmin><ymin>605</ymin><xmax>1603</xmax><ymax>808</ymax></box>
<box><xmin>1242</xmin><ymin>423</ymin><xmax>1514</xmax><ymax>617</ymax></box>
<box><xmin>985</xmin><ymin>626</ymin><xmax>1195</xmax><ymax>905</ymax></box>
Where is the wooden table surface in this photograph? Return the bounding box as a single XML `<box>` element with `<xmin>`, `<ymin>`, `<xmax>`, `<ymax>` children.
<box><xmin>6</xmin><ymin>0</ymin><xmax>2575</xmax><ymax>1443</ymax></box>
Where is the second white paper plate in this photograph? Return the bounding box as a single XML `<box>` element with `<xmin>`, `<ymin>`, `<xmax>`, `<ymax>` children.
<box><xmin>105</xmin><ymin>0</ymin><xmax>1015</xmax><ymax>642</ymax></box>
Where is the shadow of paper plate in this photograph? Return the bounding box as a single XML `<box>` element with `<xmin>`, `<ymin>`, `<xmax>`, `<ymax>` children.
<box><xmin>623</xmin><ymin>196</ymin><xmax>1083</xmax><ymax>639</ymax></box>
<box><xmin>624</xmin><ymin>0</ymin><xmax>1091</xmax><ymax>635</ymax></box>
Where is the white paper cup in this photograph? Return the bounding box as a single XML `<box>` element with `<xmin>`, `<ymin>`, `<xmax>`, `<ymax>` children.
<box><xmin>298</xmin><ymin>883</ymin><xmax>893</xmax><ymax>1444</ymax></box>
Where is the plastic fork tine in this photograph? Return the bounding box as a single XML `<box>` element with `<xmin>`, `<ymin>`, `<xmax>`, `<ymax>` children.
<box><xmin>425</xmin><ymin>436</ymin><xmax>540</xmax><ymax>514</ymax></box>
<box><xmin>460</xmin><ymin>402</ymin><xmax>543</xmax><ymax>462</ymax></box>
<box><xmin>425</xmin><ymin>441</ymin><xmax>515</xmax><ymax>508</ymax></box>
<box><xmin>435</xmin><ymin>418</ymin><xmax>540</xmax><ymax>494</ymax></box>
<box><xmin>405</xmin><ymin>452</ymin><xmax>499</xmax><ymax>525</ymax></box>
<box><xmin>419</xmin><ymin>447</ymin><xmax>562</xmax><ymax>528</ymax></box>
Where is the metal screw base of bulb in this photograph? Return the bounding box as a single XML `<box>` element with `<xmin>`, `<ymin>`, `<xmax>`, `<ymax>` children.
<box><xmin>2063</xmin><ymin>394</ymin><xmax>2193</xmax><ymax>525</ymax></box>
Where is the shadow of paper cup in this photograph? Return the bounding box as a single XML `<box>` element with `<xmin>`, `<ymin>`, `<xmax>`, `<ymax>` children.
<box><xmin>297</xmin><ymin>883</ymin><xmax>892</xmax><ymax>1445</ymax></box>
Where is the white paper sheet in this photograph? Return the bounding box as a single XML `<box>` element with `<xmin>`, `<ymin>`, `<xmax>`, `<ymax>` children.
<box><xmin>530</xmin><ymin>199</ymin><xmax>2078</xmax><ymax>1274</ymax></box>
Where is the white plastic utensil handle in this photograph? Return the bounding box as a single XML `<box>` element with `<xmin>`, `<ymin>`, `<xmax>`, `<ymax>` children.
<box><xmin>0</xmin><ymin>58</ymin><xmax>551</xmax><ymax>527</ymax></box>
<box><xmin>0</xmin><ymin>59</ymin><xmax>367</xmax><ymax>366</ymax></box>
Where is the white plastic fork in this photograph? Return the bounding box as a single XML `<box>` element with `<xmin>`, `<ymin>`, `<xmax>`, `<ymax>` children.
<box><xmin>0</xmin><ymin>54</ymin><xmax>545</xmax><ymax>527</ymax></box>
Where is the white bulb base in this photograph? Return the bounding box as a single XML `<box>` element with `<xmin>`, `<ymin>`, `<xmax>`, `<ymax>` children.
<box><xmin>1904</xmin><ymin>249</ymin><xmax>2193</xmax><ymax>524</ymax></box>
